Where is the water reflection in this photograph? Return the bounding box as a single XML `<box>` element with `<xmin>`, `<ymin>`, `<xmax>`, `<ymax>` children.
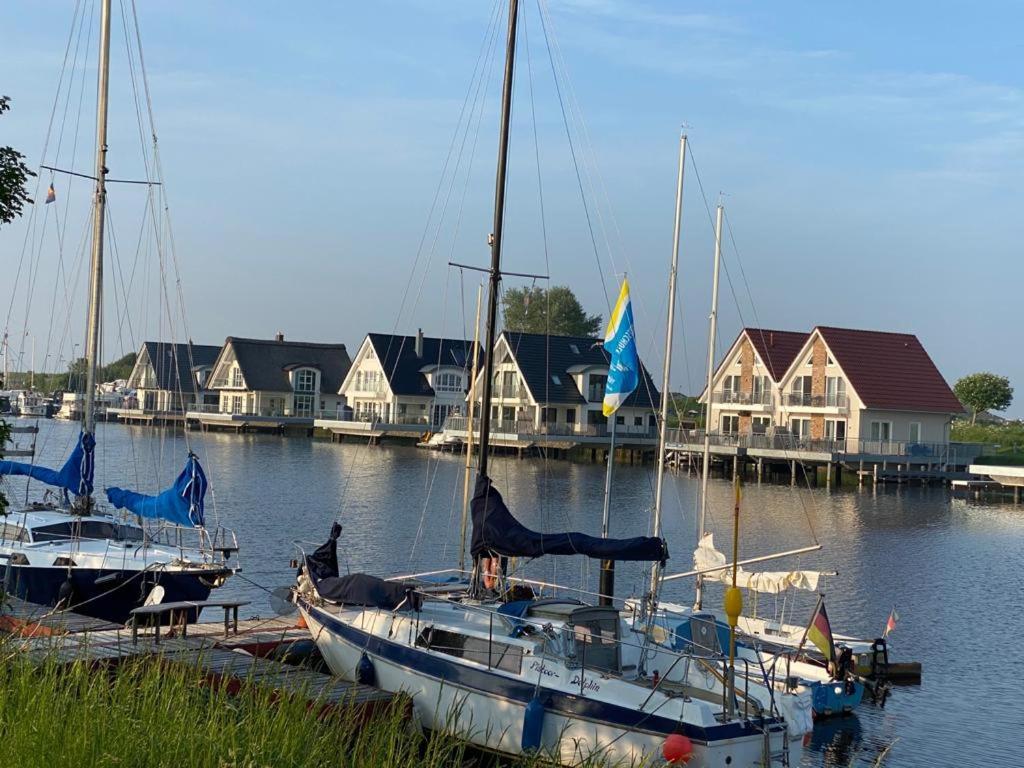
<box><xmin>13</xmin><ymin>418</ymin><xmax>1024</xmax><ymax>767</ymax></box>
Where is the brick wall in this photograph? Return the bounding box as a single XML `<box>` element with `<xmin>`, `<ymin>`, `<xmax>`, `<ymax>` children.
<box><xmin>739</xmin><ymin>339</ymin><xmax>753</xmax><ymax>432</ymax></box>
<box><xmin>811</xmin><ymin>337</ymin><xmax>827</xmax><ymax>439</ymax></box>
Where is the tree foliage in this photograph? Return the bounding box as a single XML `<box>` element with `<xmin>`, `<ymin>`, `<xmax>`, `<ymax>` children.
<box><xmin>502</xmin><ymin>285</ymin><xmax>602</xmax><ymax>337</ymax></box>
<box><xmin>9</xmin><ymin>352</ymin><xmax>136</xmax><ymax>393</ymax></box>
<box><xmin>0</xmin><ymin>96</ymin><xmax>35</xmax><ymax>227</ymax></box>
<box><xmin>954</xmin><ymin>372</ymin><xmax>1013</xmax><ymax>425</ymax></box>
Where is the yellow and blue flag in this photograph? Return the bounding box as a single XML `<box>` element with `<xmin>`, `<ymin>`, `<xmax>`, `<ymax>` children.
<box><xmin>602</xmin><ymin>279</ymin><xmax>640</xmax><ymax>417</ymax></box>
<box><xmin>45</xmin><ymin>183</ymin><xmax>56</xmax><ymax>204</ymax></box>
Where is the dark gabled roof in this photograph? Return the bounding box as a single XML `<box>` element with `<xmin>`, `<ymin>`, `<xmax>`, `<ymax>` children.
<box><xmin>227</xmin><ymin>337</ymin><xmax>351</xmax><ymax>394</ymax></box>
<box><xmin>743</xmin><ymin>328</ymin><xmax>809</xmax><ymax>382</ymax></box>
<box><xmin>501</xmin><ymin>331</ymin><xmax>659</xmax><ymax>409</ymax></box>
<box><xmin>366</xmin><ymin>334</ymin><xmax>479</xmax><ymax>397</ymax></box>
<box><xmin>140</xmin><ymin>341</ymin><xmax>221</xmax><ymax>394</ymax></box>
<box><xmin>816</xmin><ymin>326</ymin><xmax>963</xmax><ymax>414</ymax></box>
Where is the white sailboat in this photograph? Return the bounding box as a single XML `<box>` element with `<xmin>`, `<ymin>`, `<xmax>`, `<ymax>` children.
<box><xmin>294</xmin><ymin>2</ymin><xmax>795</xmax><ymax>765</ymax></box>
<box><xmin>0</xmin><ymin>0</ymin><xmax>237</xmax><ymax>625</ymax></box>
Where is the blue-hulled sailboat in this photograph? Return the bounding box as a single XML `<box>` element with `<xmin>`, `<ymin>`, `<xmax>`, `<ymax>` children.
<box><xmin>0</xmin><ymin>0</ymin><xmax>235</xmax><ymax>625</ymax></box>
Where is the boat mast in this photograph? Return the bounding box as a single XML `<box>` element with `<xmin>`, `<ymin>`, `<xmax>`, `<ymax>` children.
<box><xmin>649</xmin><ymin>132</ymin><xmax>687</xmax><ymax>602</ymax></box>
<box><xmin>82</xmin><ymin>0</ymin><xmax>112</xmax><ymax>450</ymax></box>
<box><xmin>694</xmin><ymin>202</ymin><xmax>723</xmax><ymax>610</ymax></box>
<box><xmin>459</xmin><ymin>284</ymin><xmax>483</xmax><ymax>572</ymax></box>
<box><xmin>472</xmin><ymin>0</ymin><xmax>518</xmax><ymax>584</ymax></box>
<box><xmin>476</xmin><ymin>0</ymin><xmax>518</xmax><ymax>482</ymax></box>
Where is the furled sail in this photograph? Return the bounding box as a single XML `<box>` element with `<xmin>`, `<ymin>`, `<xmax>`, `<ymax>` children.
<box><xmin>471</xmin><ymin>475</ymin><xmax>667</xmax><ymax>562</ymax></box>
<box><xmin>106</xmin><ymin>453</ymin><xmax>207</xmax><ymax>528</ymax></box>
<box><xmin>304</xmin><ymin>522</ymin><xmax>421</xmax><ymax>610</ymax></box>
<box><xmin>0</xmin><ymin>431</ymin><xmax>94</xmax><ymax>498</ymax></box>
<box><xmin>694</xmin><ymin>533</ymin><xmax>821</xmax><ymax>594</ymax></box>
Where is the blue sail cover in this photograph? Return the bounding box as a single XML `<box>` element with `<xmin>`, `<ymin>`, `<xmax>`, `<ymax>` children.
<box><xmin>105</xmin><ymin>454</ymin><xmax>207</xmax><ymax>528</ymax></box>
<box><xmin>0</xmin><ymin>431</ymin><xmax>94</xmax><ymax>498</ymax></box>
<box><xmin>470</xmin><ymin>475</ymin><xmax>667</xmax><ymax>562</ymax></box>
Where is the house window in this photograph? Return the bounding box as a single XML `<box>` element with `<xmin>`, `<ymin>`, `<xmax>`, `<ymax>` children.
<box><xmin>230</xmin><ymin>366</ymin><xmax>243</xmax><ymax>388</ymax></box>
<box><xmin>825</xmin><ymin>419</ymin><xmax>846</xmax><ymax>441</ymax></box>
<box><xmin>230</xmin><ymin>395</ymin><xmax>243</xmax><ymax>414</ymax></box>
<box><xmin>752</xmin><ymin>416</ymin><xmax>772</xmax><ymax>434</ymax></box>
<box><xmin>541</xmin><ymin>407</ymin><xmax>557</xmax><ymax>423</ymax></box>
<box><xmin>566</xmin><ymin>408</ymin><xmax>576</xmax><ymax>425</ymax></box>
<box><xmin>551</xmin><ymin>374</ymin><xmax>562</xmax><ymax>386</ymax></box>
<box><xmin>721</xmin><ymin>415</ymin><xmax>740</xmax><ymax>434</ymax></box>
<box><xmin>752</xmin><ymin>375</ymin><xmax>769</xmax><ymax>403</ymax></box>
<box><xmin>908</xmin><ymin>422</ymin><xmax>921</xmax><ymax>443</ymax></box>
<box><xmin>616</xmin><ymin>415</ymin><xmax>625</xmax><ymax>425</ymax></box>
<box><xmin>790</xmin><ymin>376</ymin><xmax>812</xmax><ymax>405</ymax></box>
<box><xmin>722</xmin><ymin>375</ymin><xmax>741</xmax><ymax>402</ymax></box>
<box><xmin>634</xmin><ymin>416</ymin><xmax>643</xmax><ymax>427</ymax></box>
<box><xmin>293</xmin><ymin>394</ymin><xmax>314</xmax><ymax>417</ymax></box>
<box><xmin>869</xmin><ymin>421</ymin><xmax>892</xmax><ymax>441</ymax></box>
<box><xmin>827</xmin><ymin>355</ymin><xmax>835</xmax><ymax>366</ymax></box>
<box><xmin>588</xmin><ymin>375</ymin><xmax>608</xmax><ymax>402</ymax></box>
<box><xmin>825</xmin><ymin>376</ymin><xmax>846</xmax><ymax>406</ymax></box>
<box><xmin>295</xmin><ymin>369</ymin><xmax>316</xmax><ymax>393</ymax></box>
<box><xmin>569</xmin><ymin>344</ymin><xmax>580</xmax><ymax>355</ymax></box>
<box><xmin>435</xmin><ymin>372</ymin><xmax>462</xmax><ymax>393</ymax></box>
<box><xmin>790</xmin><ymin>418</ymin><xmax>811</xmax><ymax>439</ymax></box>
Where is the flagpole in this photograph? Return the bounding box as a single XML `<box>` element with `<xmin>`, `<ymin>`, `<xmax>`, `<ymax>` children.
<box><xmin>599</xmin><ymin>416</ymin><xmax>617</xmax><ymax>605</ymax></box>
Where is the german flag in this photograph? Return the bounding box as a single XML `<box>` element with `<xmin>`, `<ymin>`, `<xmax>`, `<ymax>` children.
<box><xmin>806</xmin><ymin>600</ymin><xmax>835</xmax><ymax>662</ymax></box>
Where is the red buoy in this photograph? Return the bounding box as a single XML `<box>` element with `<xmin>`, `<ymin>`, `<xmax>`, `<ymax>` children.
<box><xmin>662</xmin><ymin>733</ymin><xmax>693</xmax><ymax>764</ymax></box>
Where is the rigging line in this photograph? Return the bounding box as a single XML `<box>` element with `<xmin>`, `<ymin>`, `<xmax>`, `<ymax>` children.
<box><xmin>536</xmin><ymin>0</ymin><xmax>622</xmax><ymax>292</ymax></box>
<box><xmin>43</xmin><ymin>2</ymin><xmax>94</xmax><ymax>369</ymax></box>
<box><xmin>535</xmin><ymin>0</ymin><xmax>610</xmax><ymax>312</ymax></box>
<box><xmin>379</xmin><ymin>0</ymin><xmax>503</xmax><ymax>377</ymax></box>
<box><xmin>687</xmin><ymin>145</ymin><xmax>821</xmax><ymax>543</ymax></box>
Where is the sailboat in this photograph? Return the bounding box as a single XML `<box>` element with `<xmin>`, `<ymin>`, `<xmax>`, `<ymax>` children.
<box><xmin>294</xmin><ymin>2</ymin><xmax>793</xmax><ymax>764</ymax></box>
<box><xmin>643</xmin><ymin>197</ymin><xmax>864</xmax><ymax>717</ymax></box>
<box><xmin>0</xmin><ymin>0</ymin><xmax>237</xmax><ymax>625</ymax></box>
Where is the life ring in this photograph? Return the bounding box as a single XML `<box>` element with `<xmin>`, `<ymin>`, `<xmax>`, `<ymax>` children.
<box><xmin>482</xmin><ymin>557</ymin><xmax>499</xmax><ymax>590</ymax></box>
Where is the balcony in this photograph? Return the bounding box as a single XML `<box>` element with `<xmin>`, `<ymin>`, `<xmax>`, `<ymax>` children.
<box><xmin>784</xmin><ymin>392</ymin><xmax>849</xmax><ymax>410</ymax></box>
<box><xmin>443</xmin><ymin>415</ymin><xmax>657</xmax><ymax>443</ymax></box>
<box><xmin>712</xmin><ymin>391</ymin><xmax>774</xmax><ymax>407</ymax></box>
<box><xmin>491</xmin><ymin>384</ymin><xmax>524</xmax><ymax>400</ymax></box>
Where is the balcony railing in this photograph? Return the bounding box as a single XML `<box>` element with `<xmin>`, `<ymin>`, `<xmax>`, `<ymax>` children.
<box><xmin>784</xmin><ymin>392</ymin><xmax>849</xmax><ymax>408</ymax></box>
<box><xmin>665</xmin><ymin>429</ymin><xmax>992</xmax><ymax>461</ymax></box>
<box><xmin>444</xmin><ymin>415</ymin><xmax>657</xmax><ymax>440</ymax></box>
<box><xmin>712</xmin><ymin>391</ymin><xmax>773</xmax><ymax>406</ymax></box>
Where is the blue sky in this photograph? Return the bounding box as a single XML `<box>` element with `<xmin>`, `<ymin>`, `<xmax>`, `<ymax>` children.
<box><xmin>2</xmin><ymin>1</ymin><xmax>1022</xmax><ymax>413</ymax></box>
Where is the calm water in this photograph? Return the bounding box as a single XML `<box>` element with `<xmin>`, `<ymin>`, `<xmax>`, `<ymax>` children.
<box><xmin>14</xmin><ymin>418</ymin><xmax>1024</xmax><ymax>766</ymax></box>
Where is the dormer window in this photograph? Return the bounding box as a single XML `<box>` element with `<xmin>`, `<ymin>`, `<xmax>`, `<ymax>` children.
<box><xmin>295</xmin><ymin>369</ymin><xmax>316</xmax><ymax>393</ymax></box>
<box><xmin>435</xmin><ymin>372</ymin><xmax>462</xmax><ymax>393</ymax></box>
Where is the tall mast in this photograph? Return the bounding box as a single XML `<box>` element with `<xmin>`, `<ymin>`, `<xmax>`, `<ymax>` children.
<box><xmin>694</xmin><ymin>202</ymin><xmax>723</xmax><ymax>610</ymax></box>
<box><xmin>649</xmin><ymin>132</ymin><xmax>687</xmax><ymax>600</ymax></box>
<box><xmin>459</xmin><ymin>284</ymin><xmax>483</xmax><ymax>572</ymax></box>
<box><xmin>82</xmin><ymin>0</ymin><xmax>112</xmax><ymax>445</ymax></box>
<box><xmin>476</xmin><ymin>0</ymin><xmax>519</xmax><ymax>481</ymax></box>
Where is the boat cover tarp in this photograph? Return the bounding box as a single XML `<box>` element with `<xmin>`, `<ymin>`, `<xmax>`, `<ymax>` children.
<box><xmin>694</xmin><ymin>533</ymin><xmax>821</xmax><ymax>594</ymax></box>
<box><xmin>470</xmin><ymin>474</ymin><xmax>667</xmax><ymax>562</ymax></box>
<box><xmin>305</xmin><ymin>522</ymin><xmax>420</xmax><ymax>610</ymax></box>
<box><xmin>0</xmin><ymin>431</ymin><xmax>94</xmax><ymax>498</ymax></box>
<box><xmin>105</xmin><ymin>453</ymin><xmax>207</xmax><ymax>528</ymax></box>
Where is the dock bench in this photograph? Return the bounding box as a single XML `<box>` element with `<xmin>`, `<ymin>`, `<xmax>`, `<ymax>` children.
<box><xmin>130</xmin><ymin>599</ymin><xmax>250</xmax><ymax>645</ymax></box>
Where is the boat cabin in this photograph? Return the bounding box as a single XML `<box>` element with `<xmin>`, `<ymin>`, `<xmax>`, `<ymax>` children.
<box><xmin>1</xmin><ymin>507</ymin><xmax>144</xmax><ymax>546</ymax></box>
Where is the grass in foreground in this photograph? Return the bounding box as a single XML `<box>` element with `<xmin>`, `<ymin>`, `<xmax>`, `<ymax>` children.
<box><xmin>0</xmin><ymin>649</ymin><xmax>619</xmax><ymax>768</ymax></box>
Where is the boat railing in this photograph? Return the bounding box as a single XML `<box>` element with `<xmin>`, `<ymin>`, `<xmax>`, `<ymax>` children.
<box><xmin>143</xmin><ymin>523</ymin><xmax>239</xmax><ymax>565</ymax></box>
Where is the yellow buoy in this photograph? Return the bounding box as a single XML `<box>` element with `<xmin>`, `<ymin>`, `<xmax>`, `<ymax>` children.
<box><xmin>724</xmin><ymin>586</ymin><xmax>743</xmax><ymax>627</ymax></box>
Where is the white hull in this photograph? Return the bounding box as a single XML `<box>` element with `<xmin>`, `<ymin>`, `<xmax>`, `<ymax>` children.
<box><xmin>302</xmin><ymin>602</ymin><xmax>788</xmax><ymax>767</ymax></box>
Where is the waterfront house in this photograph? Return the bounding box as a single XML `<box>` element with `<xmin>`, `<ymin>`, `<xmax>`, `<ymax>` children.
<box><xmin>326</xmin><ymin>330</ymin><xmax>478</xmax><ymax>431</ymax></box>
<box><xmin>202</xmin><ymin>334</ymin><xmax>350</xmax><ymax>421</ymax></box>
<box><xmin>455</xmin><ymin>331</ymin><xmax>659</xmax><ymax>443</ymax></box>
<box><xmin>704</xmin><ymin>326</ymin><xmax>964</xmax><ymax>451</ymax></box>
<box><xmin>125</xmin><ymin>341</ymin><xmax>222</xmax><ymax>413</ymax></box>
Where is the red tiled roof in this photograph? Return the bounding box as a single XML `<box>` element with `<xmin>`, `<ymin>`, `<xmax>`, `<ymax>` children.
<box><xmin>743</xmin><ymin>328</ymin><xmax>809</xmax><ymax>382</ymax></box>
<box><xmin>816</xmin><ymin>326</ymin><xmax>963</xmax><ymax>414</ymax></box>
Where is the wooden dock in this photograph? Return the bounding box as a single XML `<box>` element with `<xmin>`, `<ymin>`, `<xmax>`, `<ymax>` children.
<box><xmin>0</xmin><ymin>597</ymin><xmax>397</xmax><ymax>717</ymax></box>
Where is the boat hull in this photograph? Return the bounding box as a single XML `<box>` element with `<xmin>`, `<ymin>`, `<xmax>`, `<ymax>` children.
<box><xmin>1</xmin><ymin>563</ymin><xmax>224</xmax><ymax>625</ymax></box>
<box><xmin>301</xmin><ymin>601</ymin><xmax>787</xmax><ymax>767</ymax></box>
